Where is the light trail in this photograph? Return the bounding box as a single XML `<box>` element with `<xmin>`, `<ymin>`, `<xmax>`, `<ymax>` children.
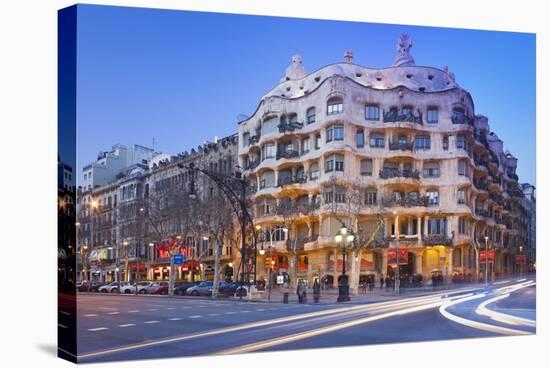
<box><xmin>78</xmin><ymin>288</ymin><xmax>475</xmax><ymax>360</ymax></box>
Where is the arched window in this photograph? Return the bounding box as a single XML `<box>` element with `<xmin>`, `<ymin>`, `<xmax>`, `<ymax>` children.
<box><xmin>327</xmin><ymin>97</ymin><xmax>343</xmax><ymax>115</ymax></box>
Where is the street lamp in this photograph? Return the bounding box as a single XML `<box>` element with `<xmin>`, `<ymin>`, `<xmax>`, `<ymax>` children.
<box><xmin>484</xmin><ymin>235</ymin><xmax>489</xmax><ymax>286</ymax></box>
<box><xmin>257</xmin><ymin>225</ymin><xmax>287</xmax><ymax>302</ymax></box>
<box><xmin>335</xmin><ymin>225</ymin><xmax>354</xmax><ymax>302</ymax></box>
<box><xmin>392</xmin><ymin>211</ymin><xmax>402</xmax><ymax>294</ymax></box>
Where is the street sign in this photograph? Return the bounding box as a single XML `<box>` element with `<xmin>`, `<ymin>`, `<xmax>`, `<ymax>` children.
<box><xmin>388</xmin><ymin>248</ymin><xmax>408</xmax><ymax>266</ymax></box>
<box><xmin>173</xmin><ymin>254</ymin><xmax>185</xmax><ymax>265</ymax></box>
<box><xmin>480</xmin><ymin>250</ymin><xmax>494</xmax><ymax>264</ymax></box>
<box><xmin>277</xmin><ymin>275</ymin><xmax>284</xmax><ymax>284</ymax></box>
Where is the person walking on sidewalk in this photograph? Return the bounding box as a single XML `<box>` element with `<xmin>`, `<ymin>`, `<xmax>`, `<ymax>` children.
<box><xmin>296</xmin><ymin>280</ymin><xmax>305</xmax><ymax>303</ymax></box>
<box><xmin>313</xmin><ymin>279</ymin><xmax>320</xmax><ymax>303</ymax></box>
<box><xmin>380</xmin><ymin>274</ymin><xmax>384</xmax><ymax>290</ymax></box>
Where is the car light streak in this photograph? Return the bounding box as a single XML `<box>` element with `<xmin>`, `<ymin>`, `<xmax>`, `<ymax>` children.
<box><xmin>439</xmin><ymin>293</ymin><xmax>531</xmax><ymax>336</ymax></box>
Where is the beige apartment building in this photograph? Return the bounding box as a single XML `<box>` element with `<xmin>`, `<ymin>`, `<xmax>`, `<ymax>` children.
<box><xmin>238</xmin><ymin>36</ymin><xmax>531</xmax><ymax>292</ymax></box>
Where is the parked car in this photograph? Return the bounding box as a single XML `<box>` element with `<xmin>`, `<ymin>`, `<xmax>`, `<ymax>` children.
<box><xmin>136</xmin><ymin>281</ymin><xmax>154</xmax><ymax>294</ymax></box>
<box><xmin>98</xmin><ymin>281</ymin><xmax>121</xmax><ymax>293</ymax></box>
<box><xmin>88</xmin><ymin>282</ymin><xmax>105</xmax><ymax>293</ymax></box>
<box><xmin>76</xmin><ymin>281</ymin><xmax>89</xmax><ymax>292</ymax></box>
<box><xmin>174</xmin><ymin>282</ymin><xmax>197</xmax><ymax>296</ymax></box>
<box><xmin>185</xmin><ymin>281</ymin><xmax>214</xmax><ymax>296</ymax></box>
<box><xmin>154</xmin><ymin>285</ymin><xmax>169</xmax><ymax>295</ymax></box>
<box><xmin>144</xmin><ymin>281</ymin><xmax>168</xmax><ymax>294</ymax></box>
<box><xmin>218</xmin><ymin>282</ymin><xmax>241</xmax><ymax>297</ymax></box>
<box><xmin>234</xmin><ymin>285</ymin><xmax>250</xmax><ymax>298</ymax></box>
<box><xmin>119</xmin><ymin>282</ymin><xmax>137</xmax><ymax>294</ymax></box>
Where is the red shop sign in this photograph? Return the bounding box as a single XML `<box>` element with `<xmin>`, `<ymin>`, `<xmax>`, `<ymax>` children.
<box><xmin>480</xmin><ymin>249</ymin><xmax>495</xmax><ymax>264</ymax></box>
<box><xmin>388</xmin><ymin>248</ymin><xmax>408</xmax><ymax>266</ymax></box>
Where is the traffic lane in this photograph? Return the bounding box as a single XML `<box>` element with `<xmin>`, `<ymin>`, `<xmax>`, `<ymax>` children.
<box><xmin>261</xmin><ymin>303</ymin><xmax>500</xmax><ymax>352</ymax></box>
<box><xmin>78</xmin><ymin>293</ymin><xmax>463</xmax><ymax>362</ymax></box>
<box><xmin>494</xmin><ymin>285</ymin><xmax>536</xmax><ymax>310</ymax></box>
<box><xmin>77</xmin><ymin>297</ymin><xmax>335</xmax><ymax>354</ymax></box>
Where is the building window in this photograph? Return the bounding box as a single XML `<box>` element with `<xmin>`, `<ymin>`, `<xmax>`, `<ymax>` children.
<box><xmin>456</xmin><ymin>135</ymin><xmax>467</xmax><ymax>150</ymax></box>
<box><xmin>327</xmin><ymin>98</ymin><xmax>344</xmax><ymax>115</ymax></box>
<box><xmin>301</xmin><ymin>137</ymin><xmax>310</xmax><ymax>154</ymax></box>
<box><xmin>458</xmin><ymin>188</ymin><xmax>467</xmax><ymax>204</ymax></box>
<box><xmin>306</xmin><ymin>107</ymin><xmax>316</xmax><ymax>124</ymax></box>
<box><xmin>335</xmin><ymin>192</ymin><xmax>346</xmax><ymax>203</ymax></box>
<box><xmin>326</xmin><ymin>124</ymin><xmax>344</xmax><ymax>142</ymax></box>
<box><xmin>315</xmin><ymin>134</ymin><xmax>321</xmax><ymax>150</ymax></box>
<box><xmin>427</xmin><ymin>190</ymin><xmax>439</xmax><ymax>205</ymax></box>
<box><xmin>423</xmin><ymin>162</ymin><xmax>440</xmax><ymax>178</ymax></box>
<box><xmin>428</xmin><ymin>218</ymin><xmax>446</xmax><ymax>235</ymax></box>
<box><xmin>272</xmin><ymin>226</ymin><xmax>287</xmax><ymax>241</ymax></box>
<box><xmin>325</xmin><ymin>154</ymin><xmax>344</xmax><ymax>173</ymax></box>
<box><xmin>458</xmin><ymin>159</ymin><xmax>468</xmax><ymax>176</ymax></box>
<box><xmin>309</xmin><ymin>162</ymin><xmax>319</xmax><ymax>180</ymax></box>
<box><xmin>262</xmin><ymin>143</ymin><xmax>275</xmax><ymax>160</ymax></box>
<box><xmin>365</xmin><ymin>105</ymin><xmax>380</xmax><ymax>121</ymax></box>
<box><xmin>365</xmin><ymin>190</ymin><xmax>377</xmax><ymax>205</ymax></box>
<box><xmin>415</xmin><ymin>135</ymin><xmax>431</xmax><ymax>150</ymax></box>
<box><xmin>452</xmin><ymin>108</ymin><xmax>466</xmax><ymax>123</ymax></box>
<box><xmin>360</xmin><ymin>159</ymin><xmax>373</xmax><ymax>176</ymax></box>
<box><xmin>402</xmin><ymin>105</ymin><xmax>414</xmax><ymax>117</ymax></box>
<box><xmin>459</xmin><ymin>217</ymin><xmax>466</xmax><ymax>234</ymax></box>
<box><xmin>443</xmin><ymin>136</ymin><xmax>449</xmax><ymax>150</ymax></box>
<box><xmin>356</xmin><ymin>129</ymin><xmax>365</xmax><ymax>148</ymax></box>
<box><xmin>369</xmin><ymin>133</ymin><xmax>385</xmax><ymax>148</ymax></box>
<box><xmin>243</xmin><ymin>132</ymin><xmax>250</xmax><ymax>147</ymax></box>
<box><xmin>427</xmin><ymin>107</ymin><xmax>438</xmax><ymax>124</ymax></box>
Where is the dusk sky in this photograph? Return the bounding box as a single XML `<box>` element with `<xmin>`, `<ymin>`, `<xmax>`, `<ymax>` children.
<box><xmin>76</xmin><ymin>4</ymin><xmax>536</xmax><ymax>185</ymax></box>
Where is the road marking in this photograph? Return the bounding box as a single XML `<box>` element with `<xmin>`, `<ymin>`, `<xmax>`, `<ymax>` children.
<box><xmin>119</xmin><ymin>324</ymin><xmax>136</xmax><ymax>327</ymax></box>
<box><xmin>240</xmin><ymin>310</ymin><xmax>250</xmax><ymax>313</ymax></box>
<box><xmin>475</xmin><ymin>284</ymin><xmax>536</xmax><ymax>328</ymax></box>
<box><xmin>181</xmin><ymin>306</ymin><xmax>192</xmax><ymax>309</ymax></box>
<box><xmin>169</xmin><ymin>317</ymin><xmax>182</xmax><ymax>321</ymax></box>
<box><xmin>189</xmin><ymin>315</ymin><xmax>202</xmax><ymax>319</ymax></box>
<box><xmin>144</xmin><ymin>320</ymin><xmax>160</xmax><ymax>324</ymax></box>
<box><xmin>99</xmin><ymin>307</ymin><xmax>117</xmax><ymax>310</ymax></box>
<box><xmin>88</xmin><ymin>327</ymin><xmax>108</xmax><ymax>332</ymax></box>
<box><xmin>255</xmin><ymin>309</ymin><xmax>266</xmax><ymax>312</ymax></box>
<box><xmin>208</xmin><ymin>313</ymin><xmax>220</xmax><ymax>316</ymax></box>
<box><xmin>59</xmin><ymin>310</ymin><xmax>71</xmax><ymax>316</ymax></box>
<box><xmin>225</xmin><ymin>312</ymin><xmax>236</xmax><ymax>315</ymax></box>
<box><xmin>83</xmin><ymin>314</ymin><xmax>98</xmax><ymax>317</ymax></box>
<box><xmin>148</xmin><ymin>308</ymin><xmax>159</xmax><ymax>311</ymax></box>
<box><xmin>107</xmin><ymin>312</ymin><xmax>120</xmax><ymax>315</ymax></box>
<box><xmin>165</xmin><ymin>307</ymin><xmax>176</xmax><ymax>310</ymax></box>
<box><xmin>58</xmin><ymin>323</ymin><xmax>68</xmax><ymax>329</ymax></box>
<box><xmin>128</xmin><ymin>310</ymin><xmax>140</xmax><ymax>313</ymax></box>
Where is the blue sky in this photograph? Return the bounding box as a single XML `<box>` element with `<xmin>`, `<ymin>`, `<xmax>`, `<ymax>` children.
<box><xmin>76</xmin><ymin>5</ymin><xmax>536</xmax><ymax>185</ymax></box>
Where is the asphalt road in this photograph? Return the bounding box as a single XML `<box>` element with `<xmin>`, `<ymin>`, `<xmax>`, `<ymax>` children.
<box><xmin>75</xmin><ymin>277</ymin><xmax>535</xmax><ymax>363</ymax></box>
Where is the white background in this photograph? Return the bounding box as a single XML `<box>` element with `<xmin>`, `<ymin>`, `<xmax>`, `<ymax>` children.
<box><xmin>0</xmin><ymin>0</ymin><xmax>547</xmax><ymax>367</ymax></box>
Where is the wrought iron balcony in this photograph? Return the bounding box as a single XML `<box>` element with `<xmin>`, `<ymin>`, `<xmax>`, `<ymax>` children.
<box><xmin>382</xmin><ymin>195</ymin><xmax>429</xmax><ymax>208</ymax></box>
<box><xmin>277</xmin><ymin>175</ymin><xmax>306</xmax><ymax>187</ymax></box>
<box><xmin>422</xmin><ymin>234</ymin><xmax>453</xmax><ymax>246</ymax></box>
<box><xmin>507</xmin><ymin>172</ymin><xmax>519</xmax><ymax>181</ymax></box>
<box><xmin>389</xmin><ymin>140</ymin><xmax>414</xmax><ymax>151</ymax></box>
<box><xmin>507</xmin><ymin>188</ymin><xmax>523</xmax><ymax>198</ymax></box>
<box><xmin>476</xmin><ymin>208</ymin><xmax>489</xmax><ymax>217</ymax></box>
<box><xmin>248</xmin><ymin>134</ymin><xmax>261</xmax><ymax>145</ymax></box>
<box><xmin>379</xmin><ymin>168</ymin><xmax>420</xmax><ymax>180</ymax></box>
<box><xmin>245</xmin><ymin>159</ymin><xmax>260</xmax><ymax>170</ymax></box>
<box><xmin>474</xmin><ymin>180</ymin><xmax>488</xmax><ymax>191</ymax></box>
<box><xmin>489</xmin><ymin>193</ymin><xmax>504</xmax><ymax>206</ymax></box>
<box><xmin>383</xmin><ymin>110</ymin><xmax>423</xmax><ymax>124</ymax></box>
<box><xmin>278</xmin><ymin>121</ymin><xmax>304</xmax><ymax>133</ymax></box>
<box><xmin>451</xmin><ymin>114</ymin><xmax>474</xmax><ymax>126</ymax></box>
<box><xmin>490</xmin><ymin>175</ymin><xmax>502</xmax><ymax>185</ymax></box>
<box><xmin>276</xmin><ymin>149</ymin><xmax>300</xmax><ymax>160</ymax></box>
<box><xmin>474</xmin><ymin>158</ymin><xmax>489</xmax><ymax>167</ymax></box>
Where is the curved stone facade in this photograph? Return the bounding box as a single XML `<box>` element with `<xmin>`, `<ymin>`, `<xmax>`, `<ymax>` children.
<box><xmin>238</xmin><ymin>36</ymin><xmax>529</xmax><ymax>291</ymax></box>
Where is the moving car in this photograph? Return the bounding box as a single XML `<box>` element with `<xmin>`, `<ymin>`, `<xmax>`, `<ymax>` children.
<box><xmin>185</xmin><ymin>281</ymin><xmax>214</xmax><ymax>296</ymax></box>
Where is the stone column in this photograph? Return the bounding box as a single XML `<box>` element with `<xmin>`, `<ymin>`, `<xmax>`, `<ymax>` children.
<box><xmin>417</xmin><ymin>217</ymin><xmax>423</xmax><ymax>246</ymax></box>
<box><xmin>447</xmin><ymin>216</ymin><xmax>453</xmax><ymax>238</ymax></box>
<box><xmin>333</xmin><ymin>248</ymin><xmax>339</xmax><ymax>288</ymax></box>
<box><xmin>415</xmin><ymin>253</ymin><xmax>423</xmax><ymax>275</ymax></box>
<box><xmin>349</xmin><ymin>250</ymin><xmax>360</xmax><ymax>295</ymax></box>
<box><xmin>447</xmin><ymin>248</ymin><xmax>454</xmax><ymax>284</ymax></box>
<box><xmin>424</xmin><ymin>216</ymin><xmax>429</xmax><ymax>236</ymax></box>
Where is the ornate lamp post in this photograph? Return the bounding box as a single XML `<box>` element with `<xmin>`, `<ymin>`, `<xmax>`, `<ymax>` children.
<box><xmin>256</xmin><ymin>225</ymin><xmax>287</xmax><ymax>302</ymax></box>
<box><xmin>335</xmin><ymin>226</ymin><xmax>355</xmax><ymax>302</ymax></box>
<box><xmin>484</xmin><ymin>235</ymin><xmax>489</xmax><ymax>286</ymax></box>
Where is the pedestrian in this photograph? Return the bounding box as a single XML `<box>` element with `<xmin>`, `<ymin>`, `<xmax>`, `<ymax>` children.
<box><xmin>297</xmin><ymin>280</ymin><xmax>306</xmax><ymax>303</ymax></box>
<box><xmin>380</xmin><ymin>274</ymin><xmax>384</xmax><ymax>290</ymax></box>
<box><xmin>368</xmin><ymin>278</ymin><xmax>374</xmax><ymax>292</ymax></box>
<box><xmin>313</xmin><ymin>279</ymin><xmax>320</xmax><ymax>303</ymax></box>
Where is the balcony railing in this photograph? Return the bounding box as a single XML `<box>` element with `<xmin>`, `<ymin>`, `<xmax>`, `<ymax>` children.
<box><xmin>248</xmin><ymin>134</ymin><xmax>261</xmax><ymax>145</ymax></box>
<box><xmin>476</xmin><ymin>208</ymin><xmax>489</xmax><ymax>217</ymax></box>
<box><xmin>276</xmin><ymin>149</ymin><xmax>300</xmax><ymax>160</ymax></box>
<box><xmin>245</xmin><ymin>160</ymin><xmax>260</xmax><ymax>170</ymax></box>
<box><xmin>474</xmin><ymin>158</ymin><xmax>489</xmax><ymax>168</ymax></box>
<box><xmin>382</xmin><ymin>195</ymin><xmax>429</xmax><ymax>208</ymax></box>
<box><xmin>422</xmin><ymin>234</ymin><xmax>453</xmax><ymax>246</ymax></box>
<box><xmin>451</xmin><ymin>114</ymin><xmax>474</xmax><ymax>126</ymax></box>
<box><xmin>383</xmin><ymin>110</ymin><xmax>423</xmax><ymax>124</ymax></box>
<box><xmin>489</xmin><ymin>193</ymin><xmax>504</xmax><ymax>206</ymax></box>
<box><xmin>389</xmin><ymin>140</ymin><xmax>414</xmax><ymax>151</ymax></box>
<box><xmin>490</xmin><ymin>175</ymin><xmax>502</xmax><ymax>185</ymax></box>
<box><xmin>507</xmin><ymin>188</ymin><xmax>523</xmax><ymax>198</ymax></box>
<box><xmin>474</xmin><ymin>180</ymin><xmax>488</xmax><ymax>191</ymax></box>
<box><xmin>507</xmin><ymin>172</ymin><xmax>519</xmax><ymax>181</ymax></box>
<box><xmin>278</xmin><ymin>121</ymin><xmax>304</xmax><ymax>133</ymax></box>
<box><xmin>379</xmin><ymin>168</ymin><xmax>420</xmax><ymax>180</ymax></box>
<box><xmin>277</xmin><ymin>175</ymin><xmax>306</xmax><ymax>187</ymax></box>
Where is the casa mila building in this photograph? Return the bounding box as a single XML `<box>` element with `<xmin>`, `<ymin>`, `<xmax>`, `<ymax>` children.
<box><xmin>238</xmin><ymin>35</ymin><xmax>532</xmax><ymax>292</ymax></box>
